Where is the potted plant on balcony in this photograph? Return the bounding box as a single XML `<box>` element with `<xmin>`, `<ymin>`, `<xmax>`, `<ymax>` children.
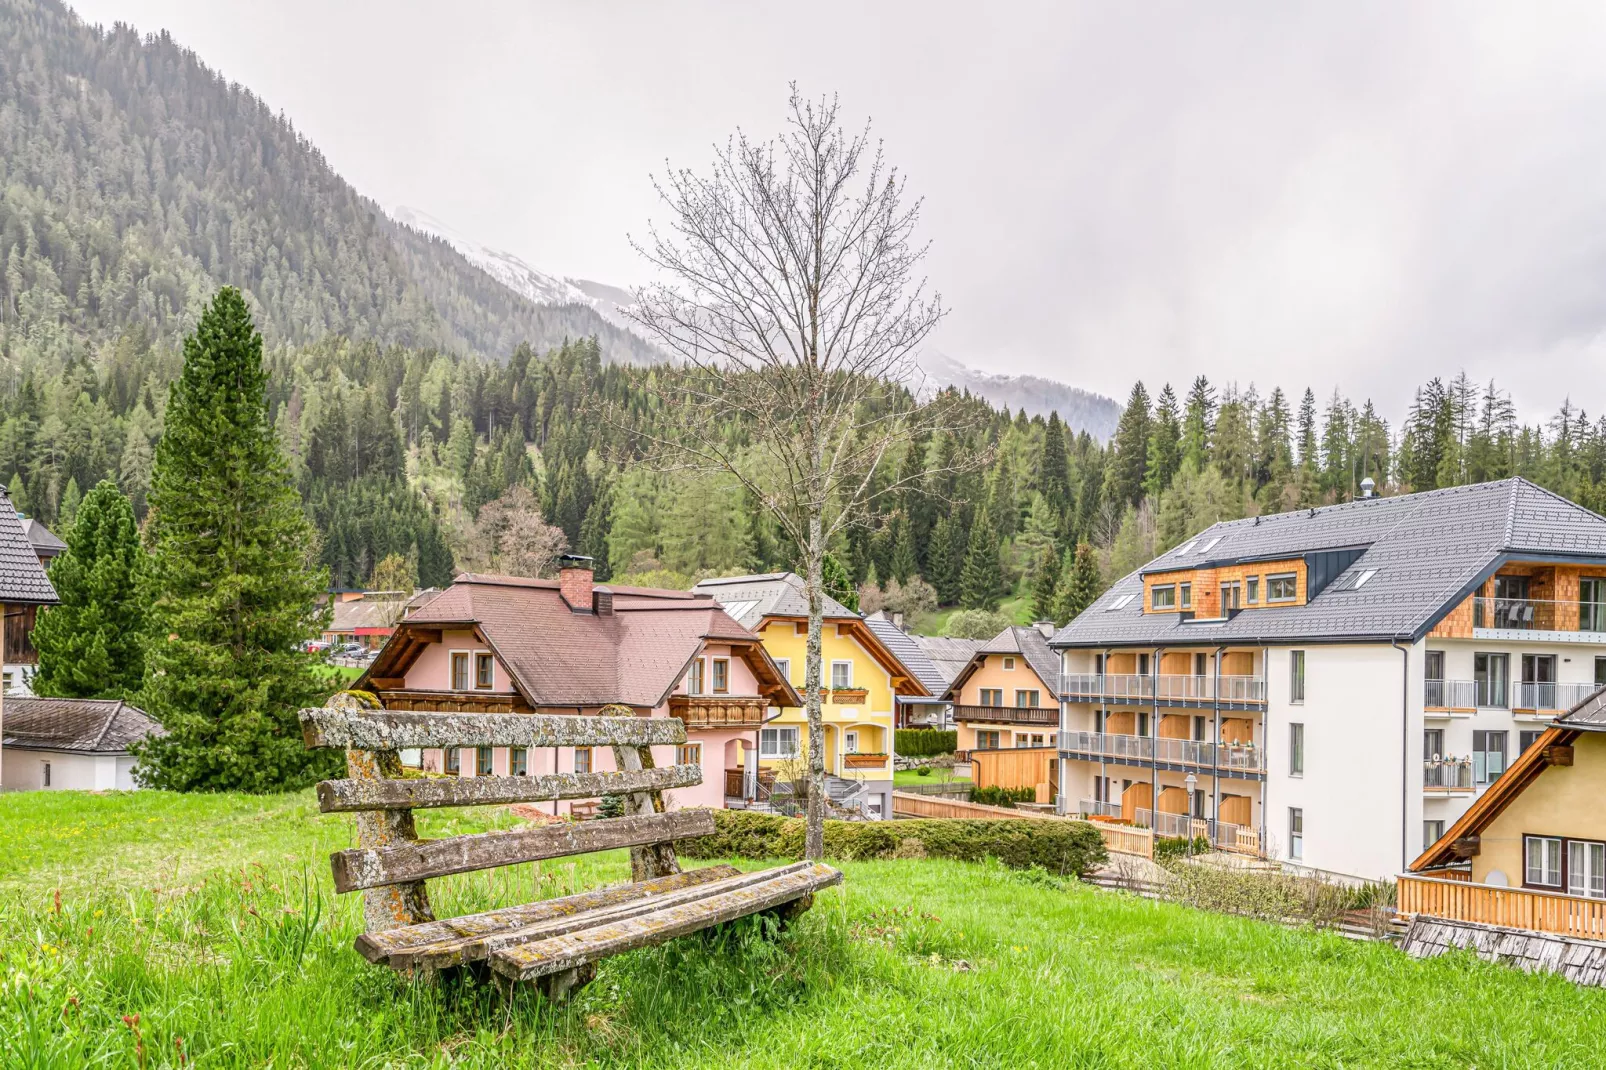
<box><xmin>829</xmin><ymin>687</ymin><xmax>869</xmax><ymax>705</ymax></box>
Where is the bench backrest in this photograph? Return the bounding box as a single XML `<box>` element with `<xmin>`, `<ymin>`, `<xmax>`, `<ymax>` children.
<box><xmin>299</xmin><ymin>703</ymin><xmax>710</xmax><ymax>933</ymax></box>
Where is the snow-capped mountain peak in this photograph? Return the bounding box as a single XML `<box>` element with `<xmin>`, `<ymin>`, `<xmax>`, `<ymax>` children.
<box><xmin>391</xmin><ymin>205</ymin><xmax>597</xmax><ymax>308</ymax></box>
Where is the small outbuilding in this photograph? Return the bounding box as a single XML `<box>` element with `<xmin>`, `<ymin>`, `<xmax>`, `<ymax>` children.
<box><xmin>0</xmin><ymin>697</ymin><xmax>163</xmax><ymax>790</ymax></box>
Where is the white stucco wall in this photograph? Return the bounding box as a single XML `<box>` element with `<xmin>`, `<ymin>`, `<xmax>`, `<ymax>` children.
<box><xmin>1262</xmin><ymin>641</ymin><xmax>1417</xmax><ymax>881</ymax></box>
<box><xmin>1</xmin><ymin>748</ymin><xmax>129</xmax><ymax>791</ymax></box>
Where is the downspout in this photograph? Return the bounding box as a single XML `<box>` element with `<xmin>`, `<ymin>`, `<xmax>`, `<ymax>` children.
<box><xmin>1393</xmin><ymin>637</ymin><xmax>1411</xmax><ymax>874</ymax></box>
<box><xmin>1260</xmin><ymin>643</ymin><xmax>1270</xmax><ymax>857</ymax></box>
<box><xmin>1099</xmin><ymin>647</ymin><xmax>1111</xmax><ymax>812</ymax></box>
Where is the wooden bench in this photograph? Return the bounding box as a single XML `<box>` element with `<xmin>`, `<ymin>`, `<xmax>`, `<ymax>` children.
<box><xmin>300</xmin><ymin>701</ymin><xmax>842</xmax><ymax>998</ymax></box>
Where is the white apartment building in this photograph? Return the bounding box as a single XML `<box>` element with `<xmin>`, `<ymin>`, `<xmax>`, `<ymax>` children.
<box><xmin>1051</xmin><ymin>477</ymin><xmax>1606</xmax><ymax>882</ymax></box>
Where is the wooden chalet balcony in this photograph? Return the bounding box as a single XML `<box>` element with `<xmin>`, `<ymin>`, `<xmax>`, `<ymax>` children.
<box><xmin>1060</xmin><ymin>673</ymin><xmax>1266</xmax><ymax>705</ymax></box>
<box><xmin>951</xmin><ymin>703</ymin><xmax>1059</xmax><ymax>726</ymax></box>
<box><xmin>668</xmin><ymin>695</ymin><xmax>769</xmax><ymax>729</ymax></box>
<box><xmin>1059</xmin><ymin>730</ymin><xmax>1265</xmax><ymax>775</ymax></box>
<box><xmin>1398</xmin><ymin>874</ymin><xmax>1606</xmax><ymax>939</ymax></box>
<box><xmin>377</xmin><ymin>689</ymin><xmax>529</xmax><ymax>713</ymax></box>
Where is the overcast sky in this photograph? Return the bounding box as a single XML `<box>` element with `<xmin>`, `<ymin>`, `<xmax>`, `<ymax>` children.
<box><xmin>64</xmin><ymin>0</ymin><xmax>1606</xmax><ymax>421</ymax></box>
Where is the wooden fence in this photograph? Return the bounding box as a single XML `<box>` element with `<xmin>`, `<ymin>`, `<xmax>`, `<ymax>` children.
<box><xmin>1397</xmin><ymin>874</ymin><xmax>1606</xmax><ymax>939</ymax></box>
<box><xmin>969</xmin><ymin>746</ymin><xmax>1056</xmax><ymax>802</ymax></box>
<box><xmin>889</xmin><ymin>792</ymin><xmax>1153</xmax><ymax>859</ymax></box>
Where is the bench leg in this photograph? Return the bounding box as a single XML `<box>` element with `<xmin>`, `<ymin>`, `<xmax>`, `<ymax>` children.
<box><xmin>535</xmin><ymin>962</ymin><xmax>596</xmax><ymax>1003</ymax></box>
<box><xmin>764</xmin><ymin>892</ymin><xmax>814</xmax><ymax>930</ymax></box>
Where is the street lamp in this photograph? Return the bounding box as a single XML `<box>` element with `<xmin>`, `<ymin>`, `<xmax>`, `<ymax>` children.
<box><xmin>1184</xmin><ymin>773</ymin><xmax>1199</xmax><ymax>859</ymax></box>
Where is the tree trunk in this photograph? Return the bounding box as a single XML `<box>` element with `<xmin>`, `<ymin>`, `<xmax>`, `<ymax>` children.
<box><xmin>803</xmin><ymin>515</ymin><xmax>827</xmax><ymax>861</ymax></box>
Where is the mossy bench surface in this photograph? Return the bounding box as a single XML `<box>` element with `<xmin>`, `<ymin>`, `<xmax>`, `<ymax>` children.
<box><xmin>300</xmin><ymin>702</ymin><xmax>841</xmax><ymax>996</ymax></box>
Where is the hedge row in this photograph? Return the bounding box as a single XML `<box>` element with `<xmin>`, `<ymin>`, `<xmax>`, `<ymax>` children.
<box><xmin>678</xmin><ymin>808</ymin><xmax>1108</xmax><ymax>876</ymax></box>
<box><xmin>969</xmin><ymin>785</ymin><xmax>1038</xmax><ymax>808</ymax></box>
<box><xmin>895</xmin><ymin>729</ymin><xmax>958</xmax><ymax>757</ymax></box>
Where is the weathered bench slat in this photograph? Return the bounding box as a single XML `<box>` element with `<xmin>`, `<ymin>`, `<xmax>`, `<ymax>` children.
<box><xmin>491</xmin><ymin>862</ymin><xmax>843</xmax><ymax>981</ymax></box>
<box><xmin>301</xmin><ymin>708</ymin><xmax>688</xmax><ymax>751</ymax></box>
<box><xmin>317</xmin><ymin>764</ymin><xmax>703</xmax><ymax>813</ymax></box>
<box><xmin>330</xmin><ymin>809</ymin><xmax>715</xmax><ymax>893</ymax></box>
<box><xmin>355</xmin><ymin>864</ymin><xmax>743</xmax><ymax>964</ymax></box>
<box><xmin>391</xmin><ymin>864</ymin><xmax>814</xmax><ymax>970</ymax></box>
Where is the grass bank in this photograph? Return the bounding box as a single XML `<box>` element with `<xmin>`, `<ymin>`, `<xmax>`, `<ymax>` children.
<box><xmin>3</xmin><ymin>790</ymin><xmax>1603</xmax><ymax>1067</ymax></box>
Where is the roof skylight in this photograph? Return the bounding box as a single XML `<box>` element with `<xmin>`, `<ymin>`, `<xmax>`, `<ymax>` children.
<box><xmin>1106</xmin><ymin>593</ymin><xmax>1136</xmax><ymax>611</ymax></box>
<box><xmin>1196</xmin><ymin>536</ymin><xmax>1222</xmax><ymax>554</ymax></box>
<box><xmin>716</xmin><ymin>599</ymin><xmax>759</xmax><ymax>619</ymax></box>
<box><xmin>1174</xmin><ymin>540</ymin><xmax>1197</xmax><ymax>555</ymax></box>
<box><xmin>1352</xmin><ymin>569</ymin><xmax>1379</xmax><ymax>589</ymax></box>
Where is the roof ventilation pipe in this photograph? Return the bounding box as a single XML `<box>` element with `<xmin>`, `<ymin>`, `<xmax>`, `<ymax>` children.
<box><xmin>1360</xmin><ymin>477</ymin><xmax>1377</xmax><ymax>499</ymax></box>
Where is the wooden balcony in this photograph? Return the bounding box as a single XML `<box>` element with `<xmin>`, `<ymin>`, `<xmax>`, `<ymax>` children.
<box><xmin>668</xmin><ymin>694</ymin><xmax>769</xmax><ymax>729</ymax></box>
<box><xmin>951</xmin><ymin>704</ymin><xmax>1058</xmax><ymax>726</ymax></box>
<box><xmin>376</xmin><ymin>689</ymin><xmax>531</xmax><ymax>713</ymax></box>
<box><xmin>1398</xmin><ymin>874</ymin><xmax>1606</xmax><ymax>938</ymax></box>
<box><xmin>3</xmin><ymin>604</ymin><xmax>37</xmax><ymax>665</ymax></box>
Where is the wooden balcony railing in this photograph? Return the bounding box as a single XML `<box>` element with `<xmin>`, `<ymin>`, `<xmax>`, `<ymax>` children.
<box><xmin>668</xmin><ymin>695</ymin><xmax>769</xmax><ymax>728</ymax></box>
<box><xmin>951</xmin><ymin>704</ymin><xmax>1058</xmax><ymax>726</ymax></box>
<box><xmin>1398</xmin><ymin>874</ymin><xmax>1606</xmax><ymax>938</ymax></box>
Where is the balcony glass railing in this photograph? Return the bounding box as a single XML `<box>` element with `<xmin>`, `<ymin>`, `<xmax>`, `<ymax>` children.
<box><xmin>1423</xmin><ymin>759</ymin><xmax>1474</xmax><ymax>792</ymax></box>
<box><xmin>1060</xmin><ymin>673</ymin><xmax>1267</xmax><ymax>703</ymax></box>
<box><xmin>1059</xmin><ymin>730</ymin><xmax>1265</xmax><ymax>772</ymax></box>
<box><xmin>1474</xmin><ymin>596</ymin><xmax>1606</xmax><ymax>634</ymax></box>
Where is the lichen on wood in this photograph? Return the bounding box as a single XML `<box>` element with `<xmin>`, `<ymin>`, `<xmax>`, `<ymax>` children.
<box><xmin>300</xmin><ymin>708</ymin><xmax>687</xmax><ymax>750</ymax></box>
<box><xmin>316</xmin><ymin>764</ymin><xmax>703</xmax><ymax>813</ymax></box>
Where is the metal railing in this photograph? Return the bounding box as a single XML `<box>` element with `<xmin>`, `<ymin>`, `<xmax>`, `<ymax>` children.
<box><xmin>1059</xmin><ymin>730</ymin><xmax>1265</xmax><ymax>772</ymax></box>
<box><xmin>1424</xmin><ymin>679</ymin><xmax>1477</xmax><ymax>709</ymax></box>
<box><xmin>1061</xmin><ymin>673</ymin><xmax>1267</xmax><ymax>703</ymax></box>
<box><xmin>1422</xmin><ymin>759</ymin><xmax>1474</xmax><ymax>792</ymax></box>
<box><xmin>1514</xmin><ymin>681</ymin><xmax>1599</xmax><ymax>712</ymax></box>
<box><xmin>1474</xmin><ymin>596</ymin><xmax>1606</xmax><ymax>634</ymax></box>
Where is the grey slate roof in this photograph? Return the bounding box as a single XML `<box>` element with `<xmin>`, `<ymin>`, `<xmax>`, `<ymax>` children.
<box><xmin>20</xmin><ymin>519</ymin><xmax>66</xmax><ymax>559</ymax></box>
<box><xmin>945</xmin><ymin>625</ymin><xmax>1060</xmax><ymax>697</ymax></box>
<box><xmin>690</xmin><ymin>573</ymin><xmax>859</xmax><ymax>630</ymax></box>
<box><xmin>1053</xmin><ymin>478</ymin><xmax>1606</xmax><ymax>648</ymax></box>
<box><xmin>863</xmin><ymin>613</ymin><xmax>949</xmax><ymax>695</ymax></box>
<box><xmin>0</xmin><ymin>487</ymin><xmax>57</xmax><ymax>606</ymax></box>
<box><xmin>1558</xmin><ymin>687</ymin><xmax>1606</xmax><ymax>731</ymax></box>
<box><xmin>1</xmin><ymin>698</ymin><xmax>163</xmax><ymax>753</ymax></box>
<box><xmin>914</xmin><ymin>635</ymin><xmax>987</xmax><ymax>689</ymax></box>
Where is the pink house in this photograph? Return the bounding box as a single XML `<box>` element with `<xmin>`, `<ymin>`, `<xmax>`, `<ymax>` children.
<box><xmin>352</xmin><ymin>557</ymin><xmax>799</xmax><ymax>813</ymax></box>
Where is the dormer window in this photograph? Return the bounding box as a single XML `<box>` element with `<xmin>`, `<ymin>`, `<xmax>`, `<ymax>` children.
<box><xmin>1267</xmin><ymin>573</ymin><xmax>1298</xmax><ymax>603</ymax></box>
<box><xmin>1179</xmin><ymin>582</ymin><xmax>1192</xmax><ymax>609</ymax></box>
<box><xmin>1151</xmin><ymin>585</ymin><xmax>1177</xmax><ymax>610</ymax></box>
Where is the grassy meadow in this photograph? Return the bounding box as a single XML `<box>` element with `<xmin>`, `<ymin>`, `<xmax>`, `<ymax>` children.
<box><xmin>3</xmin><ymin>789</ymin><xmax>1604</xmax><ymax>1068</ymax></box>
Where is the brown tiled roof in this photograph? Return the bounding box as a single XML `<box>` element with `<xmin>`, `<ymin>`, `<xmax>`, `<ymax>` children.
<box><xmin>360</xmin><ymin>574</ymin><xmax>799</xmax><ymax>709</ymax></box>
<box><xmin>1</xmin><ymin>697</ymin><xmax>163</xmax><ymax>753</ymax></box>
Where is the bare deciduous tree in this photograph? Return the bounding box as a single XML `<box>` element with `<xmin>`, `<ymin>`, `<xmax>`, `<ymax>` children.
<box><xmin>464</xmin><ymin>485</ymin><xmax>569</xmax><ymax>578</ymax></box>
<box><xmin>630</xmin><ymin>87</ymin><xmax>961</xmax><ymax>858</ymax></box>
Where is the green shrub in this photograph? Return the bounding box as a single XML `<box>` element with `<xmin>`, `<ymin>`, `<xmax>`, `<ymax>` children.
<box><xmin>1153</xmin><ymin>835</ymin><xmax>1210</xmax><ymax>862</ymax></box>
<box><xmin>969</xmin><ymin>785</ymin><xmax>1037</xmax><ymax>808</ymax></box>
<box><xmin>916</xmin><ymin>767</ymin><xmax>932</xmax><ymax>777</ymax></box>
<box><xmin>678</xmin><ymin>808</ymin><xmax>1107</xmax><ymax>876</ymax></box>
<box><xmin>894</xmin><ymin>729</ymin><xmax>957</xmax><ymax>757</ymax></box>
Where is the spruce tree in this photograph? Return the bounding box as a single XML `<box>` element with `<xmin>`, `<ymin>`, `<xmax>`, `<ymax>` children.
<box><xmin>959</xmin><ymin>506</ymin><xmax>1002</xmax><ymax>610</ymax></box>
<box><xmin>1052</xmin><ymin>542</ymin><xmax>1103</xmax><ymax>626</ymax></box>
<box><xmin>1039</xmin><ymin>413</ymin><xmax>1070</xmax><ymax>514</ymax></box>
<box><xmin>823</xmin><ymin>552</ymin><xmax>858</xmax><ymax>612</ymax></box>
<box><xmin>927</xmin><ymin>515</ymin><xmax>963</xmax><ymax>605</ymax></box>
<box><xmin>1103</xmin><ymin>382</ymin><xmax>1151</xmax><ymax>509</ymax></box>
<box><xmin>1030</xmin><ymin>547</ymin><xmax>1058</xmax><ymax>621</ymax></box>
<box><xmin>134</xmin><ymin>288</ymin><xmax>336</xmax><ymax>792</ymax></box>
<box><xmin>32</xmin><ymin>480</ymin><xmax>146</xmax><ymax>699</ymax></box>
<box><xmin>888</xmin><ymin>512</ymin><xmax>917</xmax><ymax>585</ymax></box>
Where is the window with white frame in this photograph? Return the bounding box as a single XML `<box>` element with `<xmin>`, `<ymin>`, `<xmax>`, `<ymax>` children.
<box><xmin>1246</xmin><ymin>576</ymin><xmax>1260</xmax><ymax>604</ymax></box>
<box><xmin>830</xmin><ymin>661</ymin><xmax>854</xmax><ymax>689</ymax></box>
<box><xmin>1289</xmin><ymin>723</ymin><xmax>1304</xmax><ymax>776</ymax></box>
<box><xmin>1424</xmin><ymin>819</ymin><xmax>1445</xmax><ymax>846</ymax></box>
<box><xmin>1526</xmin><ymin>835</ymin><xmax>1562</xmax><ymax>888</ymax></box>
<box><xmin>1570</xmin><ymin>841</ymin><xmax>1606</xmax><ymax>899</ymax></box>
<box><xmin>773</xmin><ymin>658</ymin><xmax>791</xmax><ymax>683</ymax></box>
<box><xmin>1290</xmin><ymin>650</ymin><xmax>1306</xmax><ymax>704</ymax></box>
<box><xmin>1267</xmin><ymin>573</ymin><xmax>1298</xmax><ymax>603</ymax></box>
<box><xmin>1289</xmin><ymin>808</ymin><xmax>1304</xmax><ymax>861</ymax></box>
<box><xmin>761</xmin><ymin>726</ymin><xmax>800</xmax><ymax>758</ymax></box>
<box><xmin>1151</xmin><ymin>585</ymin><xmax>1176</xmax><ymax>610</ymax></box>
<box><xmin>1473</xmin><ymin>730</ymin><xmax>1507</xmax><ymax>785</ymax></box>
<box><xmin>40</xmin><ymin>761</ymin><xmax>51</xmax><ymax>788</ymax></box>
<box><xmin>1180</xmin><ymin>582</ymin><xmax>1192</xmax><ymax>609</ymax></box>
<box><xmin>1002</xmin><ymin>656</ymin><xmax>1016</xmax><ymax>671</ymax></box>
<box><xmin>843</xmin><ymin>730</ymin><xmax>859</xmax><ymax>754</ymax></box>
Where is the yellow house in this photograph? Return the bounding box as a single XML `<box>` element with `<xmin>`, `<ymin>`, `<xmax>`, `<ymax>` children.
<box><xmin>692</xmin><ymin>573</ymin><xmax>930</xmax><ymax>819</ymax></box>
<box><xmin>1406</xmin><ymin>687</ymin><xmax>1606</xmax><ymax>937</ymax></box>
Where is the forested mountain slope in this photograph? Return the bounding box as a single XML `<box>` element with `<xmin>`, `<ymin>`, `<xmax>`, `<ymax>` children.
<box><xmin>0</xmin><ymin>0</ymin><xmax>657</xmax><ymax>365</ymax></box>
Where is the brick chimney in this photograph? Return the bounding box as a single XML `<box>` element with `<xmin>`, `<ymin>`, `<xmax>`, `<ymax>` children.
<box><xmin>558</xmin><ymin>555</ymin><xmax>595</xmax><ymax>611</ymax></box>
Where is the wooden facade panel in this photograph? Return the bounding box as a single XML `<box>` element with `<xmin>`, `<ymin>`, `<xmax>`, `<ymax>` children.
<box><xmin>971</xmin><ymin>747</ymin><xmax>1056</xmax><ymax>792</ymax></box>
<box><xmin>1156</xmin><ymin>785</ymin><xmax>1188</xmax><ymax>815</ymax></box>
<box><xmin>1219</xmin><ymin>793</ymin><xmax>1252</xmax><ymax>827</ymax></box>
<box><xmin>1144</xmin><ymin>558</ymin><xmax>1308</xmax><ymax>618</ymax></box>
<box><xmin>1105</xmin><ymin>711</ymin><xmax>1137</xmax><ymax>735</ymax></box>
<box><xmin>1429</xmin><ymin>594</ymin><xmax>1475</xmax><ymax>639</ymax></box>
<box><xmin>1158</xmin><ymin>714</ymin><xmax>1191</xmax><ymax>740</ymax></box>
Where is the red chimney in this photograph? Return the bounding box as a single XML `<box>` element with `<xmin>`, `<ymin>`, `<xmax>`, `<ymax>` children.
<box><xmin>558</xmin><ymin>555</ymin><xmax>595</xmax><ymax>611</ymax></box>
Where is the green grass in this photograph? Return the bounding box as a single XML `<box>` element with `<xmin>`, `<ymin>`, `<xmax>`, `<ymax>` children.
<box><xmin>892</xmin><ymin>768</ymin><xmax>969</xmax><ymax>786</ymax></box>
<box><xmin>4</xmin><ymin>790</ymin><xmax>1605</xmax><ymax>1067</ymax></box>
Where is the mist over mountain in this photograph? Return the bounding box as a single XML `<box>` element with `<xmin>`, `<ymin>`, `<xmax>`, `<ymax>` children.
<box><xmin>915</xmin><ymin>351</ymin><xmax>1121</xmax><ymax>440</ymax></box>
